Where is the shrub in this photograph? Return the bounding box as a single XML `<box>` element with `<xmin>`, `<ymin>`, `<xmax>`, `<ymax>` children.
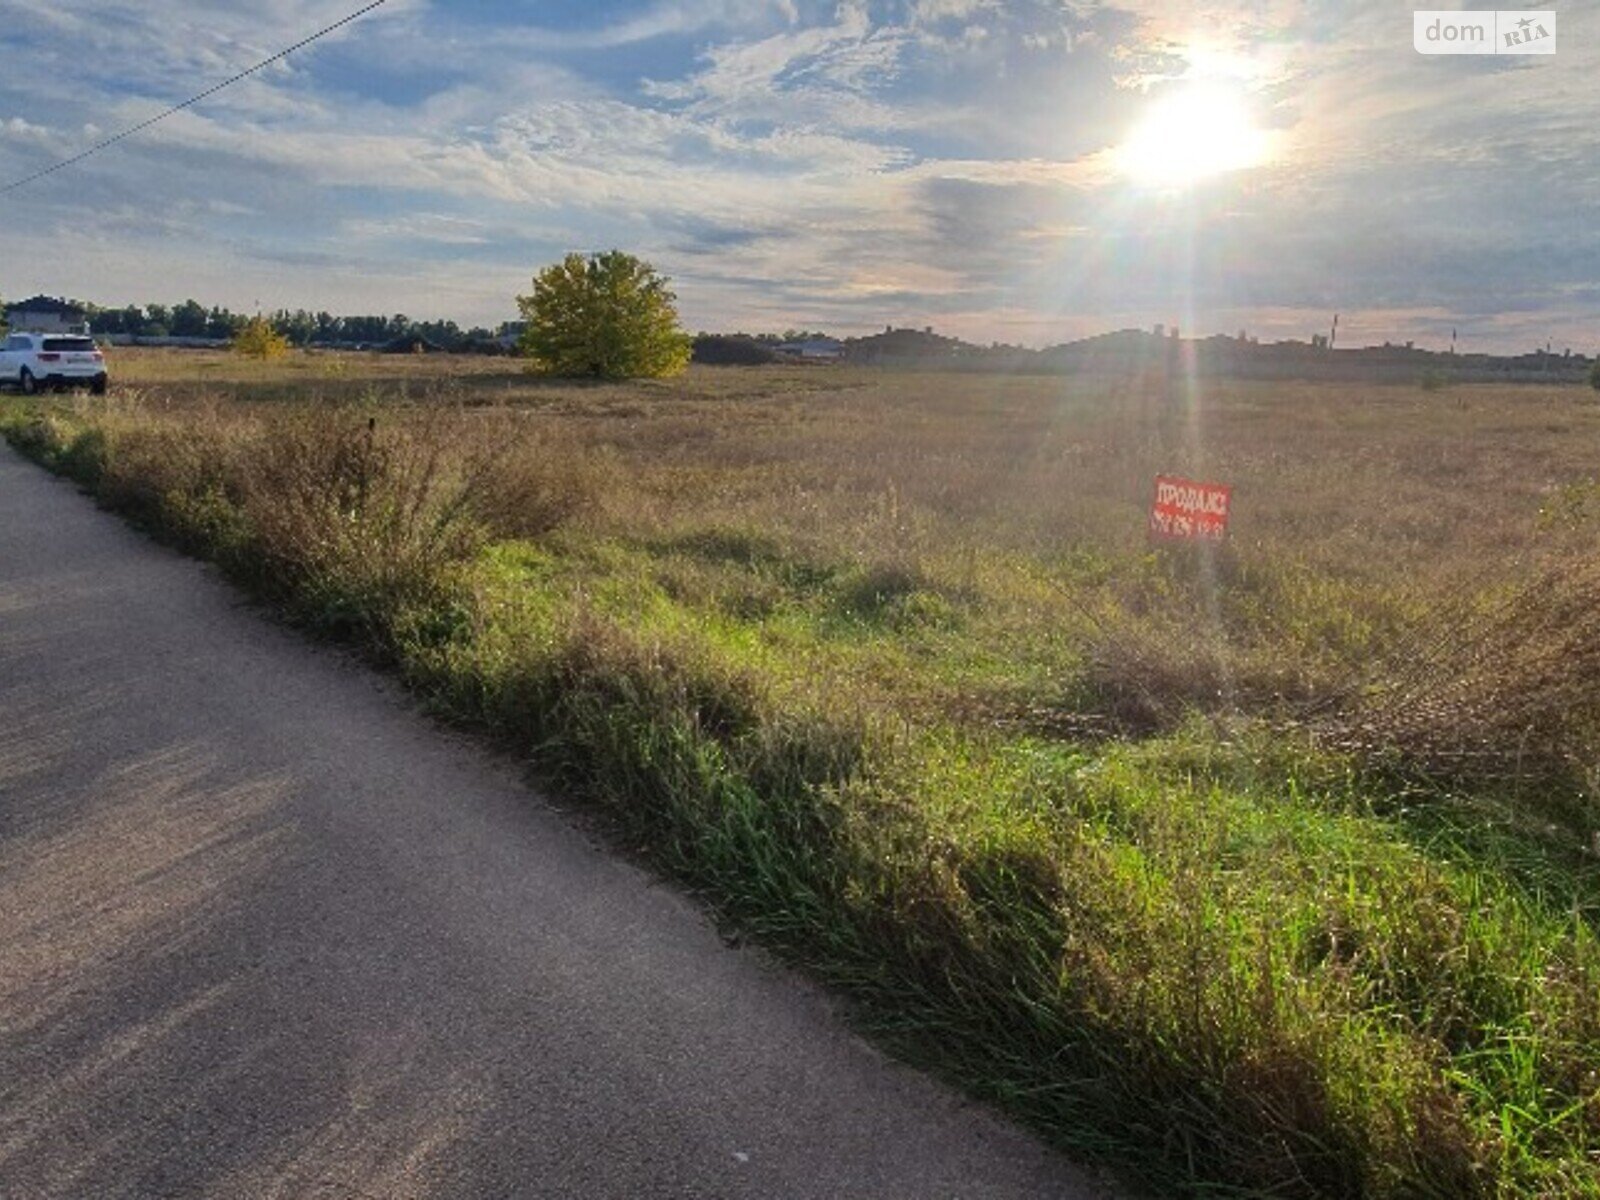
<box><xmin>226</xmin><ymin>409</ymin><xmax>598</xmax><ymax>638</ymax></box>
<box><xmin>233</xmin><ymin>316</ymin><xmax>291</xmax><ymax>360</ymax></box>
<box><xmin>234</xmin><ymin>413</ymin><xmax>488</xmax><ymax>633</ymax></box>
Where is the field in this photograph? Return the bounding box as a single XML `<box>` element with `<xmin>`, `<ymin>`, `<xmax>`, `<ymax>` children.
<box><xmin>6</xmin><ymin>348</ymin><xmax>1600</xmax><ymax>1196</ymax></box>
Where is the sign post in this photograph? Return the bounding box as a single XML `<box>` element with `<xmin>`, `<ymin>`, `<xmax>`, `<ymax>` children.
<box><xmin>1149</xmin><ymin>475</ymin><xmax>1232</xmax><ymax>542</ymax></box>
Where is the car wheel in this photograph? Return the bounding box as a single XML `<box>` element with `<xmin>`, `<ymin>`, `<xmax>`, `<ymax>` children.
<box><xmin>91</xmin><ymin>376</ymin><xmax>108</xmax><ymax>396</ymax></box>
<box><xmin>19</xmin><ymin>369</ymin><xmax>37</xmax><ymax>395</ymax></box>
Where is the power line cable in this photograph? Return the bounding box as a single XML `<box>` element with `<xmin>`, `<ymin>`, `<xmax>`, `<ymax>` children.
<box><xmin>0</xmin><ymin>0</ymin><xmax>391</xmax><ymax>195</ymax></box>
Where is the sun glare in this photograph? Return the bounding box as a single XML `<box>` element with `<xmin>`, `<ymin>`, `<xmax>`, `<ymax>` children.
<box><xmin>1118</xmin><ymin>85</ymin><xmax>1269</xmax><ymax>188</ymax></box>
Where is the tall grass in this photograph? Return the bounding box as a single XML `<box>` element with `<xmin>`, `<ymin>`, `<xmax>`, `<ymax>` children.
<box><xmin>6</xmin><ymin>363</ymin><xmax>1600</xmax><ymax>1197</ymax></box>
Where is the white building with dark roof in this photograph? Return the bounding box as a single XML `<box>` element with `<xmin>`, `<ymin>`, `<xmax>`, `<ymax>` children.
<box><xmin>775</xmin><ymin>337</ymin><xmax>845</xmax><ymax>360</ymax></box>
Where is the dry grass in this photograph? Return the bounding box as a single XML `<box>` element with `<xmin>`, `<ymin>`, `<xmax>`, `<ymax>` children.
<box><xmin>1326</xmin><ymin>559</ymin><xmax>1600</xmax><ymax>793</ymax></box>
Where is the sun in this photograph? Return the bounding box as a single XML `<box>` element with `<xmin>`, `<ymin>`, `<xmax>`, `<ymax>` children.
<box><xmin>1117</xmin><ymin>84</ymin><xmax>1269</xmax><ymax>188</ymax></box>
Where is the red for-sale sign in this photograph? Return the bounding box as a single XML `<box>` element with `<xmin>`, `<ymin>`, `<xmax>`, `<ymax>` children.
<box><xmin>1149</xmin><ymin>475</ymin><xmax>1232</xmax><ymax>541</ymax></box>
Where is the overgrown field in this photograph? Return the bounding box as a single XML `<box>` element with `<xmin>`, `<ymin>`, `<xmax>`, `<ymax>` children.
<box><xmin>6</xmin><ymin>350</ymin><xmax>1600</xmax><ymax>1196</ymax></box>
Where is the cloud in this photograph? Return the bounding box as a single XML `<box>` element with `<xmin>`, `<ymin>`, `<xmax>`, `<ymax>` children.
<box><xmin>344</xmin><ymin>213</ymin><xmax>494</xmax><ymax>246</ymax></box>
<box><xmin>491</xmin><ymin>0</ymin><xmax>799</xmax><ymax>49</ymax></box>
<box><xmin>642</xmin><ymin>6</ymin><xmax>906</xmax><ymax>128</ymax></box>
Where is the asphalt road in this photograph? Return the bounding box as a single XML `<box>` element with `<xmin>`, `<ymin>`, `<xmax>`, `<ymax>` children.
<box><xmin>0</xmin><ymin>442</ymin><xmax>1112</xmax><ymax>1199</ymax></box>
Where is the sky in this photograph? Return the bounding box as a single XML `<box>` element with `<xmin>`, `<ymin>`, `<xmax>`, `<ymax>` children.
<box><xmin>0</xmin><ymin>1</ymin><xmax>1596</xmax><ymax>352</ymax></box>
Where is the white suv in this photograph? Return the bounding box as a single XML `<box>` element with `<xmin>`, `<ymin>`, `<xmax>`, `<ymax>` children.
<box><xmin>1</xmin><ymin>331</ymin><xmax>108</xmax><ymax>395</ymax></box>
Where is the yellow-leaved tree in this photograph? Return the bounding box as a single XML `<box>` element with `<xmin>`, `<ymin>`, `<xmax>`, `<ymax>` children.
<box><xmin>518</xmin><ymin>251</ymin><xmax>691</xmax><ymax>379</ymax></box>
<box><xmin>234</xmin><ymin>315</ymin><xmax>290</xmax><ymax>360</ymax></box>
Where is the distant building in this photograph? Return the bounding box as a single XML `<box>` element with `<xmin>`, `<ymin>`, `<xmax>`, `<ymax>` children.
<box><xmin>775</xmin><ymin>337</ymin><xmax>845</xmax><ymax>361</ymax></box>
<box><xmin>5</xmin><ymin>295</ymin><xmax>87</xmax><ymax>334</ymax></box>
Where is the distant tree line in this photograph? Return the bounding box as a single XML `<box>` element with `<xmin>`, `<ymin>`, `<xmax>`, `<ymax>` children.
<box><xmin>751</xmin><ymin>330</ymin><xmax>832</xmax><ymax>345</ymax></box>
<box><xmin>690</xmin><ymin>330</ymin><xmax>842</xmax><ymax>365</ymax></box>
<box><xmin>85</xmin><ymin>300</ymin><xmax>504</xmax><ymax>350</ymax></box>
<box><xmin>691</xmin><ymin>334</ymin><xmax>779</xmax><ymax>365</ymax></box>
